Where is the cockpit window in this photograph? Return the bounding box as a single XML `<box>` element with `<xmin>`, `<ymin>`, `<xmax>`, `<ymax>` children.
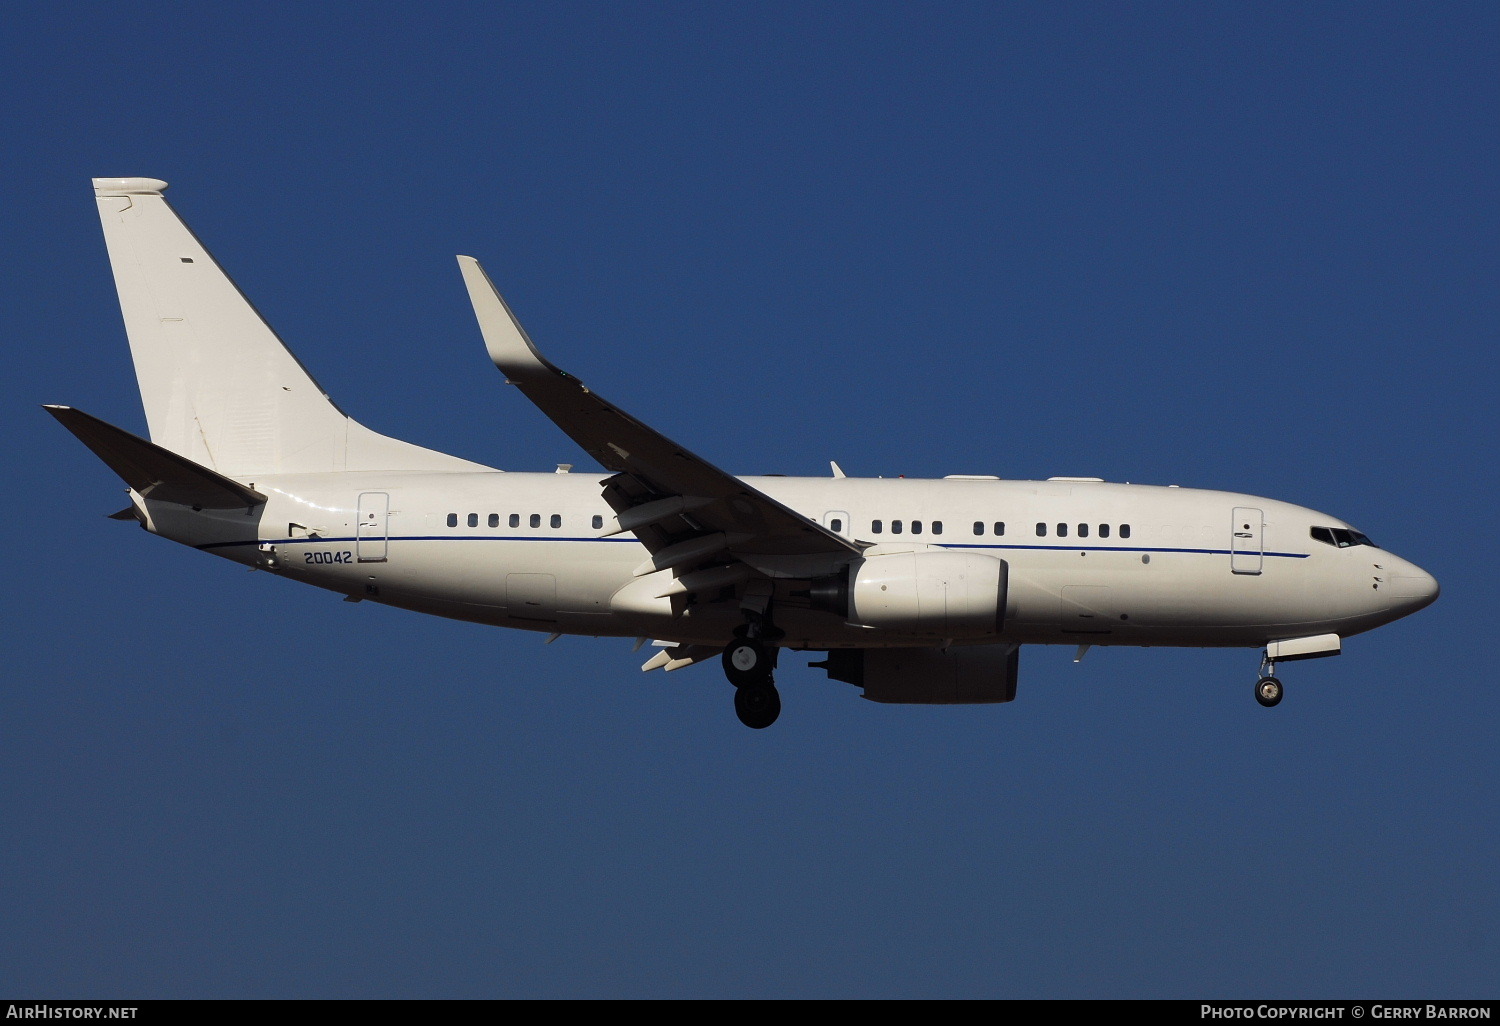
<box><xmin>1311</xmin><ymin>526</ymin><xmax>1376</xmax><ymax>549</ymax></box>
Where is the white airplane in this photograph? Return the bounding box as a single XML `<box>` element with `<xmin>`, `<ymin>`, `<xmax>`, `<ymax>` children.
<box><xmin>50</xmin><ymin>177</ymin><xmax>1439</xmax><ymax>728</ymax></box>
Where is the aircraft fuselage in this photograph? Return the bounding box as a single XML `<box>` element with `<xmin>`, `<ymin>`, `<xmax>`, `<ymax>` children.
<box><xmin>148</xmin><ymin>471</ymin><xmax>1437</xmax><ymax>651</ymax></box>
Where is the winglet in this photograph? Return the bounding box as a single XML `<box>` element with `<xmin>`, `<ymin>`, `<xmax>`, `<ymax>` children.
<box><xmin>453</xmin><ymin>254</ymin><xmax>863</xmax><ymax>562</ymax></box>
<box><xmin>456</xmin><ymin>256</ymin><xmax>560</xmax><ymax>384</ymax></box>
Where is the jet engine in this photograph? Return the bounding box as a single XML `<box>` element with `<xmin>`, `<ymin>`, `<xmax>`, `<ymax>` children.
<box><xmin>810</xmin><ymin>550</ymin><xmax>1007</xmax><ymax>638</ymax></box>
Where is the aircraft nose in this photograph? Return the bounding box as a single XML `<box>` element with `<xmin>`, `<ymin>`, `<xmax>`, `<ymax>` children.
<box><xmin>1386</xmin><ymin>560</ymin><xmax>1439</xmax><ymax>615</ymax></box>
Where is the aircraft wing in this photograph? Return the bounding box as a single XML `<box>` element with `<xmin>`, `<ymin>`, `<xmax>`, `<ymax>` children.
<box><xmin>458</xmin><ymin>257</ymin><xmax>861</xmax><ymax>578</ymax></box>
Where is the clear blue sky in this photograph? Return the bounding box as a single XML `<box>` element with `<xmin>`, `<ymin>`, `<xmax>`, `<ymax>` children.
<box><xmin>3</xmin><ymin>1</ymin><xmax>1495</xmax><ymax>998</ymax></box>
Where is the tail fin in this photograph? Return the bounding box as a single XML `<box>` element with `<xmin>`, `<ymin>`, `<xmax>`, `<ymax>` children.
<box><xmin>92</xmin><ymin>177</ymin><xmax>487</xmax><ymax>477</ymax></box>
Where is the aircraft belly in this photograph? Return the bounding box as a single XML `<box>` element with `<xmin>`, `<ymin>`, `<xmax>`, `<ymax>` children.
<box><xmin>386</xmin><ymin>538</ymin><xmax>628</xmax><ymax>613</ymax></box>
<box><xmin>1002</xmin><ymin>553</ymin><xmax>1336</xmax><ymax>642</ymax></box>
<box><xmin>389</xmin><ymin>540</ymin><xmax>503</xmax><ymax>605</ymax></box>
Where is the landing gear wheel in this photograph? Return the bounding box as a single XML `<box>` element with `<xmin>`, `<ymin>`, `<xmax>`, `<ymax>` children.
<box><xmin>734</xmin><ymin>681</ymin><xmax>781</xmax><ymax>729</ymax></box>
<box><xmin>1255</xmin><ymin>676</ymin><xmax>1283</xmax><ymax>708</ymax></box>
<box><xmin>722</xmin><ymin>637</ymin><xmax>771</xmax><ymax>687</ymax></box>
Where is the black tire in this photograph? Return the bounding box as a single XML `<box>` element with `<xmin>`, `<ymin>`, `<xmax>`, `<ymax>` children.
<box><xmin>734</xmin><ymin>681</ymin><xmax>781</xmax><ymax>729</ymax></box>
<box><xmin>722</xmin><ymin>637</ymin><xmax>771</xmax><ymax>687</ymax></box>
<box><xmin>1255</xmin><ymin>676</ymin><xmax>1283</xmax><ymax>708</ymax></box>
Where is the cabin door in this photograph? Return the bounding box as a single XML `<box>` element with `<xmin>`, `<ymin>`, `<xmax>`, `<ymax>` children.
<box><xmin>357</xmin><ymin>491</ymin><xmax>389</xmax><ymax>563</ymax></box>
<box><xmin>1230</xmin><ymin>507</ymin><xmax>1263</xmax><ymax>575</ymax></box>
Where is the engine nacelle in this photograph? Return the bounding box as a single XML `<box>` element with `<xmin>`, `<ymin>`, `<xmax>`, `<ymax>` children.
<box><xmin>812</xmin><ymin>551</ymin><xmax>1007</xmax><ymax>639</ymax></box>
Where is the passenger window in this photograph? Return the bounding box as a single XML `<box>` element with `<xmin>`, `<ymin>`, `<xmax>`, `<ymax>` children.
<box><xmin>488</xmin><ymin>514</ymin><xmax>499</xmax><ymax>528</ymax></box>
<box><xmin>509</xmin><ymin>513</ymin><xmax>520</xmax><ymax>528</ymax></box>
<box><xmin>1120</xmin><ymin>524</ymin><xmax>1131</xmax><ymax>539</ymax></box>
<box><xmin>1036</xmin><ymin>523</ymin><xmax>1047</xmax><ymax>537</ymax></box>
<box><xmin>1099</xmin><ymin>524</ymin><xmax>1110</xmax><ymax>538</ymax></box>
<box><xmin>467</xmin><ymin>513</ymin><xmax>478</xmax><ymax>528</ymax></box>
<box><xmin>529</xmin><ymin>514</ymin><xmax>541</xmax><ymax>529</ymax></box>
<box><xmin>1057</xmin><ymin>523</ymin><xmax>1068</xmax><ymax>537</ymax></box>
<box><xmin>872</xmin><ymin>520</ymin><xmax>883</xmax><ymax>534</ymax></box>
<box><xmin>592</xmin><ymin>515</ymin><xmax>603</xmax><ymax>529</ymax></box>
<box><xmin>1078</xmin><ymin>523</ymin><xmax>1089</xmax><ymax>538</ymax></box>
<box><xmin>994</xmin><ymin>522</ymin><xmax>1005</xmax><ymax>536</ymax></box>
<box><xmin>446</xmin><ymin>513</ymin><xmax>457</xmax><ymax>528</ymax></box>
<box><xmin>550</xmin><ymin>514</ymin><xmax>562</xmax><ymax>529</ymax></box>
<box><xmin>892</xmin><ymin>520</ymin><xmax>903</xmax><ymax>535</ymax></box>
<box><xmin>911</xmin><ymin>521</ymin><xmax>923</xmax><ymax>535</ymax></box>
<box><xmin>932</xmin><ymin>521</ymin><xmax>943</xmax><ymax>535</ymax></box>
<box><xmin>973</xmin><ymin>521</ymin><xmax>984</xmax><ymax>536</ymax></box>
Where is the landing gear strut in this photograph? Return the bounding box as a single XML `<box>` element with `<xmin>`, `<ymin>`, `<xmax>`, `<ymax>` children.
<box><xmin>723</xmin><ymin>618</ymin><xmax>781</xmax><ymax>729</ymax></box>
<box><xmin>1255</xmin><ymin>653</ymin><xmax>1283</xmax><ymax>708</ymax></box>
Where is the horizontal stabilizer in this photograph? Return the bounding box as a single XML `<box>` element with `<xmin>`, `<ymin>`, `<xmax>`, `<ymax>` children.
<box><xmin>44</xmin><ymin>405</ymin><xmax>266</xmax><ymax>509</ymax></box>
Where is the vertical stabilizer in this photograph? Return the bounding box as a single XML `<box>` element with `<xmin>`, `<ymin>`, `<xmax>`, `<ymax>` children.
<box><xmin>92</xmin><ymin>177</ymin><xmax>487</xmax><ymax>476</ymax></box>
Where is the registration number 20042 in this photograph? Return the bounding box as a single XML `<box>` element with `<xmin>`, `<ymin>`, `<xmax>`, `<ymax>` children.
<box><xmin>305</xmin><ymin>550</ymin><xmax>354</xmax><ymax>564</ymax></box>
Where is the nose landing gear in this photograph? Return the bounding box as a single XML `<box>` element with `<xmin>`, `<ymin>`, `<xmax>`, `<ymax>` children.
<box><xmin>1254</xmin><ymin>653</ymin><xmax>1283</xmax><ymax>707</ymax></box>
<box><xmin>1254</xmin><ymin>675</ymin><xmax>1284</xmax><ymax>707</ymax></box>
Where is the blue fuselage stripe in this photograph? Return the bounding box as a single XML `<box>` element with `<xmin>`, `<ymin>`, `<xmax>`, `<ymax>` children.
<box><xmin>197</xmin><ymin>535</ymin><xmax>1309</xmax><ymax>559</ymax></box>
<box><xmin>197</xmin><ymin>534</ymin><xmax>638</xmax><ymax>549</ymax></box>
<box><xmin>941</xmin><ymin>543</ymin><xmax>1307</xmax><ymax>558</ymax></box>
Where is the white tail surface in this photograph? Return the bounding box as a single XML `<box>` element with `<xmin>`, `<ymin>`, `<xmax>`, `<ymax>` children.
<box><xmin>92</xmin><ymin>178</ymin><xmax>488</xmax><ymax>477</ymax></box>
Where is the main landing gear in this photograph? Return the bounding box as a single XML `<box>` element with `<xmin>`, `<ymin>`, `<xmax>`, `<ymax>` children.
<box><xmin>733</xmin><ymin>679</ymin><xmax>781</xmax><ymax>730</ymax></box>
<box><xmin>722</xmin><ymin>622</ymin><xmax>781</xmax><ymax>729</ymax></box>
<box><xmin>1254</xmin><ymin>653</ymin><xmax>1283</xmax><ymax>708</ymax></box>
